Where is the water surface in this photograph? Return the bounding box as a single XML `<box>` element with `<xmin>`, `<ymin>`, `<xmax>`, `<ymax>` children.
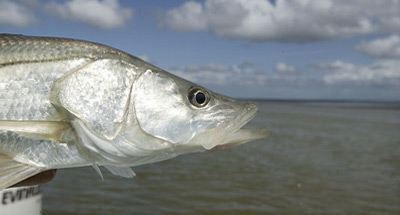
<box><xmin>42</xmin><ymin>101</ymin><xmax>400</xmax><ymax>214</ymax></box>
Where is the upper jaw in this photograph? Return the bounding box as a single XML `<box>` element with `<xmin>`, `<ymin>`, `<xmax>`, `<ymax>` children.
<box><xmin>231</xmin><ymin>102</ymin><xmax>259</xmax><ymax>131</ymax></box>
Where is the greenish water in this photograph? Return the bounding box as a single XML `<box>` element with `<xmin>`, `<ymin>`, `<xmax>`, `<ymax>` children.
<box><xmin>42</xmin><ymin>101</ymin><xmax>400</xmax><ymax>215</ymax></box>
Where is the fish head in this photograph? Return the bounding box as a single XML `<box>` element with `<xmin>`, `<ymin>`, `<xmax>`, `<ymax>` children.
<box><xmin>132</xmin><ymin>68</ymin><xmax>270</xmax><ymax>153</ymax></box>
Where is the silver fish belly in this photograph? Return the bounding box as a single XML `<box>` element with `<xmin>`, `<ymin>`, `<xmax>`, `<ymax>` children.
<box><xmin>0</xmin><ymin>34</ymin><xmax>270</xmax><ymax>189</ymax></box>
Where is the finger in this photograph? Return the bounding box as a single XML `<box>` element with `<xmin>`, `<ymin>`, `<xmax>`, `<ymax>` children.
<box><xmin>11</xmin><ymin>169</ymin><xmax>57</xmax><ymax>188</ymax></box>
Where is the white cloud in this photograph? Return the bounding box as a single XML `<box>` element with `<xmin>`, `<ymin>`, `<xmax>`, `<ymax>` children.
<box><xmin>316</xmin><ymin>60</ymin><xmax>400</xmax><ymax>86</ymax></box>
<box><xmin>167</xmin><ymin>59</ymin><xmax>400</xmax><ymax>99</ymax></box>
<box><xmin>163</xmin><ymin>1</ymin><xmax>208</xmax><ymax>31</ymax></box>
<box><xmin>45</xmin><ymin>0</ymin><xmax>133</xmax><ymax>29</ymax></box>
<box><xmin>355</xmin><ymin>35</ymin><xmax>400</xmax><ymax>58</ymax></box>
<box><xmin>161</xmin><ymin>0</ymin><xmax>400</xmax><ymax>42</ymax></box>
<box><xmin>170</xmin><ymin>62</ymin><xmax>266</xmax><ymax>86</ymax></box>
<box><xmin>170</xmin><ymin>59</ymin><xmax>400</xmax><ymax>89</ymax></box>
<box><xmin>0</xmin><ymin>0</ymin><xmax>38</xmax><ymax>27</ymax></box>
<box><xmin>275</xmin><ymin>62</ymin><xmax>295</xmax><ymax>73</ymax></box>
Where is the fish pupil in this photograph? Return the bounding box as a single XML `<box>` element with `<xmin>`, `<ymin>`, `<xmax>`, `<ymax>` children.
<box><xmin>188</xmin><ymin>87</ymin><xmax>209</xmax><ymax>107</ymax></box>
<box><xmin>196</xmin><ymin>92</ymin><xmax>206</xmax><ymax>104</ymax></box>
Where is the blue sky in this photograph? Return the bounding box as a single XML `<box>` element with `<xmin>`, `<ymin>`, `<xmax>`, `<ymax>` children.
<box><xmin>1</xmin><ymin>0</ymin><xmax>399</xmax><ymax>101</ymax></box>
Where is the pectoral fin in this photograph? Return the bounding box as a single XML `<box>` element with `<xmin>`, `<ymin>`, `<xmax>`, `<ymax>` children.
<box><xmin>90</xmin><ymin>165</ymin><xmax>135</xmax><ymax>180</ymax></box>
<box><xmin>104</xmin><ymin>166</ymin><xmax>136</xmax><ymax>178</ymax></box>
<box><xmin>0</xmin><ymin>154</ymin><xmax>45</xmax><ymax>190</ymax></box>
<box><xmin>0</xmin><ymin>120</ymin><xmax>71</xmax><ymax>143</ymax></box>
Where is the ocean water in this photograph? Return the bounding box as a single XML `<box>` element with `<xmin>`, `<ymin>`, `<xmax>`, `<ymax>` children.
<box><xmin>42</xmin><ymin>101</ymin><xmax>400</xmax><ymax>215</ymax></box>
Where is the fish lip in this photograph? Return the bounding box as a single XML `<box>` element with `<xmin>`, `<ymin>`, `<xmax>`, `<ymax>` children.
<box><xmin>210</xmin><ymin>102</ymin><xmax>270</xmax><ymax>150</ymax></box>
<box><xmin>231</xmin><ymin>102</ymin><xmax>259</xmax><ymax>132</ymax></box>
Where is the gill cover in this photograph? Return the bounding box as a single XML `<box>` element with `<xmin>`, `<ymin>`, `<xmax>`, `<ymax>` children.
<box><xmin>51</xmin><ymin>59</ymin><xmax>136</xmax><ymax>139</ymax></box>
<box><xmin>133</xmin><ymin>70</ymin><xmax>194</xmax><ymax>144</ymax></box>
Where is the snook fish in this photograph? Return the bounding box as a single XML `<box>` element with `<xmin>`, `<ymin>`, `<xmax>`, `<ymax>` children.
<box><xmin>0</xmin><ymin>34</ymin><xmax>270</xmax><ymax>189</ymax></box>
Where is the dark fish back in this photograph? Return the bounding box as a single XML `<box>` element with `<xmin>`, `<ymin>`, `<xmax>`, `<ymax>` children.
<box><xmin>0</xmin><ymin>34</ymin><xmax>136</xmax><ymax>65</ymax></box>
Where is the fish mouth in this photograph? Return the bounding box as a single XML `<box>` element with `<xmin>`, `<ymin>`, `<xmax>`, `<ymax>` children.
<box><xmin>211</xmin><ymin>102</ymin><xmax>271</xmax><ymax>150</ymax></box>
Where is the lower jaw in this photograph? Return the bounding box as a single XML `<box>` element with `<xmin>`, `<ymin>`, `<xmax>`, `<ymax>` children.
<box><xmin>211</xmin><ymin>128</ymin><xmax>271</xmax><ymax>150</ymax></box>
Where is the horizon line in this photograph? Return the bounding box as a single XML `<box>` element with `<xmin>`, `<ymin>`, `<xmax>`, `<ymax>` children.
<box><xmin>236</xmin><ymin>98</ymin><xmax>400</xmax><ymax>104</ymax></box>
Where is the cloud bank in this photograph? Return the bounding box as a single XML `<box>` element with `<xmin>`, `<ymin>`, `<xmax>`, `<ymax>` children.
<box><xmin>0</xmin><ymin>0</ymin><xmax>38</xmax><ymax>27</ymax></box>
<box><xmin>162</xmin><ymin>0</ymin><xmax>400</xmax><ymax>42</ymax></box>
<box><xmin>275</xmin><ymin>62</ymin><xmax>295</xmax><ymax>73</ymax></box>
<box><xmin>168</xmin><ymin>59</ymin><xmax>399</xmax><ymax>99</ymax></box>
<box><xmin>170</xmin><ymin>61</ymin><xmax>267</xmax><ymax>86</ymax></box>
<box><xmin>355</xmin><ymin>35</ymin><xmax>400</xmax><ymax>58</ymax></box>
<box><xmin>312</xmin><ymin>60</ymin><xmax>400</xmax><ymax>87</ymax></box>
<box><xmin>0</xmin><ymin>0</ymin><xmax>133</xmax><ymax>29</ymax></box>
<box><xmin>45</xmin><ymin>0</ymin><xmax>133</xmax><ymax>29</ymax></box>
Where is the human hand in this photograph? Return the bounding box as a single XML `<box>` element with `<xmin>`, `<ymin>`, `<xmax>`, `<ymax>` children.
<box><xmin>11</xmin><ymin>170</ymin><xmax>57</xmax><ymax>188</ymax></box>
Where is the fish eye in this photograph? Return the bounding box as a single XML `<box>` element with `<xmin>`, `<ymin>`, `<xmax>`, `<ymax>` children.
<box><xmin>188</xmin><ymin>87</ymin><xmax>210</xmax><ymax>108</ymax></box>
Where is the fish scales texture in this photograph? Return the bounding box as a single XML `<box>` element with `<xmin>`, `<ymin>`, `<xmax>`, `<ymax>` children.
<box><xmin>0</xmin><ymin>130</ymin><xmax>86</xmax><ymax>168</ymax></box>
<box><xmin>0</xmin><ymin>34</ymin><xmax>269</xmax><ymax>189</ymax></box>
<box><xmin>0</xmin><ymin>59</ymin><xmax>90</xmax><ymax>120</ymax></box>
<box><xmin>0</xmin><ymin>34</ymin><xmax>138</xmax><ymax>121</ymax></box>
<box><xmin>53</xmin><ymin>59</ymin><xmax>138</xmax><ymax>139</ymax></box>
<box><xmin>0</xmin><ymin>35</ymin><xmax>143</xmax><ymax>168</ymax></box>
<box><xmin>0</xmin><ymin>34</ymin><xmax>134</xmax><ymax>64</ymax></box>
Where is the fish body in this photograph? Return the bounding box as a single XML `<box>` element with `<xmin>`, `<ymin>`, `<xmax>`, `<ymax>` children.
<box><xmin>0</xmin><ymin>34</ymin><xmax>269</xmax><ymax>189</ymax></box>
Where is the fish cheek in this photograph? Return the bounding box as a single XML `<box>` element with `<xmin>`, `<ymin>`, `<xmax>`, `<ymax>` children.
<box><xmin>133</xmin><ymin>70</ymin><xmax>194</xmax><ymax>144</ymax></box>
